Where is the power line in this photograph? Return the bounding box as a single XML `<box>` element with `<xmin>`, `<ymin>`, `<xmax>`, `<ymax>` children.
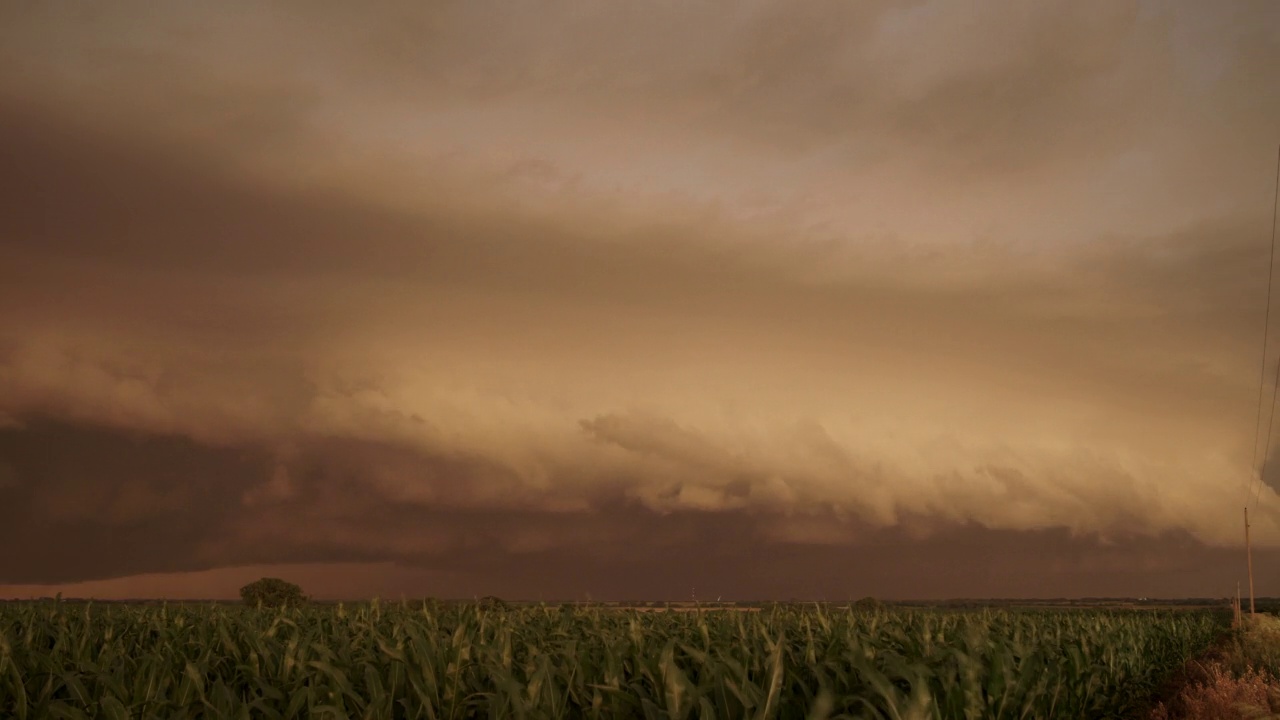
<box><xmin>1258</xmin><ymin>352</ymin><xmax>1280</xmax><ymax>508</ymax></box>
<box><xmin>1251</xmin><ymin>144</ymin><xmax>1280</xmax><ymax>510</ymax></box>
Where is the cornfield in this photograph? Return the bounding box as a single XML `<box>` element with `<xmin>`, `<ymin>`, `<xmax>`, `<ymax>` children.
<box><xmin>0</xmin><ymin>601</ymin><xmax>1226</xmax><ymax>719</ymax></box>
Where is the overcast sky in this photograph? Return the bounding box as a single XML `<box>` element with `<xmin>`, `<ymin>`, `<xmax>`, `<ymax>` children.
<box><xmin>1</xmin><ymin>0</ymin><xmax>1278</xmax><ymax>600</ymax></box>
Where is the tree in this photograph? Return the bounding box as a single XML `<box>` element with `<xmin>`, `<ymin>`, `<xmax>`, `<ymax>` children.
<box><xmin>239</xmin><ymin>577</ymin><xmax>307</xmax><ymax>609</ymax></box>
<box><xmin>853</xmin><ymin>596</ymin><xmax>884</xmax><ymax>611</ymax></box>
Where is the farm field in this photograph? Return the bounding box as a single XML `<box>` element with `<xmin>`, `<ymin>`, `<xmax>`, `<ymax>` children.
<box><xmin>0</xmin><ymin>600</ymin><xmax>1228</xmax><ymax>719</ymax></box>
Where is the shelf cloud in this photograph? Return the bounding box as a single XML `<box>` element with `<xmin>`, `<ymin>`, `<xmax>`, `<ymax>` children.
<box><xmin>1</xmin><ymin>0</ymin><xmax>1277</xmax><ymax>599</ymax></box>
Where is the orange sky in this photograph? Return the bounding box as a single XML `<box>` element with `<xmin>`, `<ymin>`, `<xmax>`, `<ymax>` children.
<box><xmin>1</xmin><ymin>0</ymin><xmax>1278</xmax><ymax>600</ymax></box>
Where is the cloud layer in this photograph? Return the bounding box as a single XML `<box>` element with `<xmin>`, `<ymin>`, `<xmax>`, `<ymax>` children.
<box><xmin>0</xmin><ymin>0</ymin><xmax>1278</xmax><ymax>598</ymax></box>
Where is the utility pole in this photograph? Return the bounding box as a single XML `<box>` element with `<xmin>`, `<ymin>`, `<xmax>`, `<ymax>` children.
<box><xmin>1247</xmin><ymin>507</ymin><xmax>1257</xmax><ymax>617</ymax></box>
<box><xmin>1237</xmin><ymin>582</ymin><xmax>1242</xmax><ymax>628</ymax></box>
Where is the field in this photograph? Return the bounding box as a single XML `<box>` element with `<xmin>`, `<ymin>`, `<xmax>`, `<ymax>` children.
<box><xmin>0</xmin><ymin>600</ymin><xmax>1229</xmax><ymax>719</ymax></box>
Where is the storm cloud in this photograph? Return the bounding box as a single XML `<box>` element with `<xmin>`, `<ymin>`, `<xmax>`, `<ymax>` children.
<box><xmin>0</xmin><ymin>0</ymin><xmax>1278</xmax><ymax>599</ymax></box>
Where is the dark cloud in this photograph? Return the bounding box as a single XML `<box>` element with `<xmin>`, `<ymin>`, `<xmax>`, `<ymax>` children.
<box><xmin>0</xmin><ymin>0</ymin><xmax>1277</xmax><ymax>598</ymax></box>
<box><xmin>0</xmin><ymin>100</ymin><xmax>426</xmax><ymax>280</ymax></box>
<box><xmin>0</xmin><ymin>417</ymin><xmax>270</xmax><ymax>583</ymax></box>
<box><xmin>1</xmin><ymin>95</ymin><xmax>1275</xmax><ymax>541</ymax></box>
<box><xmin>1</xmin><ymin>415</ymin><xmax>1270</xmax><ymax>600</ymax></box>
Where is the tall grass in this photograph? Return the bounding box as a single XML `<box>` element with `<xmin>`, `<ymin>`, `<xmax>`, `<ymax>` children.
<box><xmin>0</xmin><ymin>600</ymin><xmax>1226</xmax><ymax>719</ymax></box>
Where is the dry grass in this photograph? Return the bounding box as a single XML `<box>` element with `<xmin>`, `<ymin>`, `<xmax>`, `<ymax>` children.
<box><xmin>1149</xmin><ymin>661</ymin><xmax>1279</xmax><ymax>719</ymax></box>
<box><xmin>1151</xmin><ymin>616</ymin><xmax>1280</xmax><ymax>720</ymax></box>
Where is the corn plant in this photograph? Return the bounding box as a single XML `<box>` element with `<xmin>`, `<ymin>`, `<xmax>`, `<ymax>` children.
<box><xmin>0</xmin><ymin>600</ymin><xmax>1226</xmax><ymax>719</ymax></box>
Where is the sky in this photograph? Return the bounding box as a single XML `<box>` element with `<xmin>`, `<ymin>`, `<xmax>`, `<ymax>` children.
<box><xmin>0</xmin><ymin>0</ymin><xmax>1278</xmax><ymax>601</ymax></box>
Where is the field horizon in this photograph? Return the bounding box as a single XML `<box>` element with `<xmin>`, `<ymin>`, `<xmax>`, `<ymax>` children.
<box><xmin>0</xmin><ymin>595</ymin><xmax>1243</xmax><ymax>606</ymax></box>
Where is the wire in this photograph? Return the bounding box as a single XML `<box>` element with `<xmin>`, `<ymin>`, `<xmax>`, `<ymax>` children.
<box><xmin>1252</xmin><ymin>144</ymin><xmax>1280</xmax><ymax>510</ymax></box>
<box><xmin>1258</xmin><ymin>352</ymin><xmax>1280</xmax><ymax>508</ymax></box>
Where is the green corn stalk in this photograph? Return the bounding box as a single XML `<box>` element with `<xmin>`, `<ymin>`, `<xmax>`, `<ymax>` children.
<box><xmin>0</xmin><ymin>600</ymin><xmax>1226</xmax><ymax>719</ymax></box>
